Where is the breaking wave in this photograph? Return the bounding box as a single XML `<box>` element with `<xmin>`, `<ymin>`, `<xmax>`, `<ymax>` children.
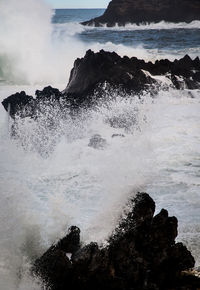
<box><xmin>0</xmin><ymin>1</ymin><xmax>200</xmax><ymax>289</ymax></box>
<box><xmin>1</xmin><ymin>0</ymin><xmax>200</xmax><ymax>86</ymax></box>
<box><xmin>0</xmin><ymin>87</ymin><xmax>200</xmax><ymax>290</ymax></box>
<box><xmin>91</xmin><ymin>20</ymin><xmax>200</xmax><ymax>30</ymax></box>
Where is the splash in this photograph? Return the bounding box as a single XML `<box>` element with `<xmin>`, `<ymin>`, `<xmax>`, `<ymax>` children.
<box><xmin>0</xmin><ymin>0</ymin><xmax>52</xmax><ymax>84</ymax></box>
<box><xmin>1</xmin><ymin>0</ymin><xmax>199</xmax><ymax>86</ymax></box>
<box><xmin>1</xmin><ymin>84</ymin><xmax>200</xmax><ymax>288</ymax></box>
<box><xmin>0</xmin><ymin>2</ymin><xmax>200</xmax><ymax>289</ymax></box>
<box><xmin>0</xmin><ymin>90</ymin><xmax>155</xmax><ymax>289</ymax></box>
<box><xmin>2</xmin><ymin>1</ymin><xmax>199</xmax><ymax>86</ymax></box>
<box><xmin>0</xmin><ymin>0</ymin><xmax>149</xmax><ymax>85</ymax></box>
<box><xmin>0</xmin><ymin>0</ymin><xmax>89</xmax><ymax>85</ymax></box>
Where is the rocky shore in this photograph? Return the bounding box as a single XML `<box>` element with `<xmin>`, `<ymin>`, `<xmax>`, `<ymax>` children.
<box><xmin>33</xmin><ymin>193</ymin><xmax>200</xmax><ymax>290</ymax></box>
<box><xmin>1</xmin><ymin>51</ymin><xmax>200</xmax><ymax>289</ymax></box>
<box><xmin>2</xmin><ymin>50</ymin><xmax>200</xmax><ymax>119</ymax></box>
<box><xmin>82</xmin><ymin>0</ymin><xmax>200</xmax><ymax>27</ymax></box>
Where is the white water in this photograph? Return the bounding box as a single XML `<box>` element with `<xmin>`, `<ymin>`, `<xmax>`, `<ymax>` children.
<box><xmin>0</xmin><ymin>1</ymin><xmax>200</xmax><ymax>289</ymax></box>
<box><xmin>96</xmin><ymin>20</ymin><xmax>200</xmax><ymax>30</ymax></box>
<box><xmin>0</xmin><ymin>86</ymin><xmax>200</xmax><ymax>289</ymax></box>
<box><xmin>1</xmin><ymin>1</ymin><xmax>200</xmax><ymax>85</ymax></box>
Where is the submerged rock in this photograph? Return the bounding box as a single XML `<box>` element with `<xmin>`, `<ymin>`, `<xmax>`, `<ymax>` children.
<box><xmin>82</xmin><ymin>0</ymin><xmax>200</xmax><ymax>27</ymax></box>
<box><xmin>88</xmin><ymin>134</ymin><xmax>107</xmax><ymax>149</ymax></box>
<box><xmin>33</xmin><ymin>192</ymin><xmax>200</xmax><ymax>290</ymax></box>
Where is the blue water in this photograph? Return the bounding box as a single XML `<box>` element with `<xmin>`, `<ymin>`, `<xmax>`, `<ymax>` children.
<box><xmin>0</xmin><ymin>7</ymin><xmax>200</xmax><ymax>290</ymax></box>
<box><xmin>53</xmin><ymin>9</ymin><xmax>200</xmax><ymax>58</ymax></box>
<box><xmin>52</xmin><ymin>9</ymin><xmax>105</xmax><ymax>23</ymax></box>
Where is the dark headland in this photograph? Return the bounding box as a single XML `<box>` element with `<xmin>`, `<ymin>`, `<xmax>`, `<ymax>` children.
<box><xmin>82</xmin><ymin>0</ymin><xmax>200</xmax><ymax>27</ymax></box>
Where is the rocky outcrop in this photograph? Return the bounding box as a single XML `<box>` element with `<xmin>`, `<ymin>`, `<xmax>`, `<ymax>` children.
<box><xmin>33</xmin><ymin>192</ymin><xmax>200</xmax><ymax>290</ymax></box>
<box><xmin>64</xmin><ymin>50</ymin><xmax>200</xmax><ymax>99</ymax></box>
<box><xmin>82</xmin><ymin>0</ymin><xmax>200</xmax><ymax>27</ymax></box>
<box><xmin>1</xmin><ymin>86</ymin><xmax>64</xmax><ymax>119</ymax></box>
<box><xmin>64</xmin><ymin>49</ymin><xmax>156</xmax><ymax>99</ymax></box>
<box><xmin>2</xmin><ymin>91</ymin><xmax>35</xmax><ymax>119</ymax></box>
<box><xmin>2</xmin><ymin>51</ymin><xmax>200</xmax><ymax>119</ymax></box>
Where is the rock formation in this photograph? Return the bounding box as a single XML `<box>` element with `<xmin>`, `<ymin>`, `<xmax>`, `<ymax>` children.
<box><xmin>2</xmin><ymin>50</ymin><xmax>200</xmax><ymax>119</ymax></box>
<box><xmin>33</xmin><ymin>192</ymin><xmax>200</xmax><ymax>290</ymax></box>
<box><xmin>64</xmin><ymin>50</ymin><xmax>200</xmax><ymax>99</ymax></box>
<box><xmin>1</xmin><ymin>86</ymin><xmax>64</xmax><ymax>119</ymax></box>
<box><xmin>82</xmin><ymin>0</ymin><xmax>200</xmax><ymax>27</ymax></box>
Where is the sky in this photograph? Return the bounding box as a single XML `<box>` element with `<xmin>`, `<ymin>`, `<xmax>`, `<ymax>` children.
<box><xmin>45</xmin><ymin>0</ymin><xmax>110</xmax><ymax>8</ymax></box>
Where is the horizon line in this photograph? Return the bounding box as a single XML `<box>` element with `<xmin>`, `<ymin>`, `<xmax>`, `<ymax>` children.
<box><xmin>53</xmin><ymin>7</ymin><xmax>106</xmax><ymax>9</ymax></box>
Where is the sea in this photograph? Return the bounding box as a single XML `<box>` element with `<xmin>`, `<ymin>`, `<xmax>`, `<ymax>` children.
<box><xmin>0</xmin><ymin>2</ymin><xmax>200</xmax><ymax>289</ymax></box>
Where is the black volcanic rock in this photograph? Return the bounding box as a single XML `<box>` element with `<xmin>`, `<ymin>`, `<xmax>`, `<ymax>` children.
<box><xmin>35</xmin><ymin>86</ymin><xmax>63</xmax><ymax>101</ymax></box>
<box><xmin>2</xmin><ymin>91</ymin><xmax>34</xmax><ymax>118</ymax></box>
<box><xmin>64</xmin><ymin>49</ymin><xmax>156</xmax><ymax>101</ymax></box>
<box><xmin>2</xmin><ymin>86</ymin><xmax>65</xmax><ymax>119</ymax></box>
<box><xmin>64</xmin><ymin>50</ymin><xmax>200</xmax><ymax>100</ymax></box>
<box><xmin>82</xmin><ymin>0</ymin><xmax>200</xmax><ymax>27</ymax></box>
<box><xmin>2</xmin><ymin>51</ymin><xmax>200</xmax><ymax>120</ymax></box>
<box><xmin>33</xmin><ymin>192</ymin><xmax>199</xmax><ymax>290</ymax></box>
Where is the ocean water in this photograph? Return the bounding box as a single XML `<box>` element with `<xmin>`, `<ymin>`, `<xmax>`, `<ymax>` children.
<box><xmin>0</xmin><ymin>2</ymin><xmax>200</xmax><ymax>289</ymax></box>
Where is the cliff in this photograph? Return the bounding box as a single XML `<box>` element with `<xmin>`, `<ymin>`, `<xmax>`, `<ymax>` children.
<box><xmin>82</xmin><ymin>0</ymin><xmax>200</xmax><ymax>27</ymax></box>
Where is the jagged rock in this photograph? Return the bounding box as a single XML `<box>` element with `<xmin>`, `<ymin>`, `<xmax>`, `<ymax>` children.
<box><xmin>82</xmin><ymin>0</ymin><xmax>200</xmax><ymax>27</ymax></box>
<box><xmin>35</xmin><ymin>86</ymin><xmax>62</xmax><ymax>101</ymax></box>
<box><xmin>2</xmin><ymin>51</ymin><xmax>200</xmax><ymax>120</ymax></box>
<box><xmin>33</xmin><ymin>226</ymin><xmax>80</xmax><ymax>287</ymax></box>
<box><xmin>64</xmin><ymin>50</ymin><xmax>200</xmax><ymax>101</ymax></box>
<box><xmin>2</xmin><ymin>86</ymin><xmax>64</xmax><ymax>119</ymax></box>
<box><xmin>56</xmin><ymin>226</ymin><xmax>81</xmax><ymax>254</ymax></box>
<box><xmin>2</xmin><ymin>91</ymin><xmax>34</xmax><ymax>118</ymax></box>
<box><xmin>33</xmin><ymin>192</ymin><xmax>200</xmax><ymax>290</ymax></box>
<box><xmin>64</xmin><ymin>49</ymin><xmax>156</xmax><ymax>100</ymax></box>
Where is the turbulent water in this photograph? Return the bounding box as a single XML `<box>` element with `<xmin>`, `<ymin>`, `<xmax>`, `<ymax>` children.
<box><xmin>0</xmin><ymin>1</ymin><xmax>200</xmax><ymax>289</ymax></box>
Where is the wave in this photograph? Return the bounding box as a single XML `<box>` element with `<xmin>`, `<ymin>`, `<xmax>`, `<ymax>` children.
<box><xmin>53</xmin><ymin>22</ymin><xmax>85</xmax><ymax>36</ymax></box>
<box><xmin>0</xmin><ymin>87</ymin><xmax>200</xmax><ymax>289</ymax></box>
<box><xmin>0</xmin><ymin>1</ymin><xmax>150</xmax><ymax>86</ymax></box>
<box><xmin>1</xmin><ymin>2</ymin><xmax>200</xmax><ymax>289</ymax></box>
<box><xmin>88</xmin><ymin>20</ymin><xmax>200</xmax><ymax>31</ymax></box>
<box><xmin>1</xmin><ymin>2</ymin><xmax>200</xmax><ymax>87</ymax></box>
<box><xmin>0</xmin><ymin>1</ymin><xmax>199</xmax><ymax>86</ymax></box>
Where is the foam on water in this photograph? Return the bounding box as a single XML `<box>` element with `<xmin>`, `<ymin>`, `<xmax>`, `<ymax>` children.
<box><xmin>1</xmin><ymin>1</ymin><xmax>200</xmax><ymax>86</ymax></box>
<box><xmin>0</xmin><ymin>1</ymin><xmax>200</xmax><ymax>289</ymax></box>
<box><xmin>0</xmin><ymin>86</ymin><xmax>200</xmax><ymax>289</ymax></box>
<box><xmin>92</xmin><ymin>20</ymin><xmax>200</xmax><ymax>30</ymax></box>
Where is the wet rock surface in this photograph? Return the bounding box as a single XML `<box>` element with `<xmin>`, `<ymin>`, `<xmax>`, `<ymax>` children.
<box><xmin>2</xmin><ymin>86</ymin><xmax>64</xmax><ymax>119</ymax></box>
<box><xmin>33</xmin><ymin>192</ymin><xmax>200</xmax><ymax>290</ymax></box>
<box><xmin>2</xmin><ymin>51</ymin><xmax>200</xmax><ymax>119</ymax></box>
<box><xmin>82</xmin><ymin>0</ymin><xmax>200</xmax><ymax>27</ymax></box>
<box><xmin>65</xmin><ymin>50</ymin><xmax>200</xmax><ymax>98</ymax></box>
